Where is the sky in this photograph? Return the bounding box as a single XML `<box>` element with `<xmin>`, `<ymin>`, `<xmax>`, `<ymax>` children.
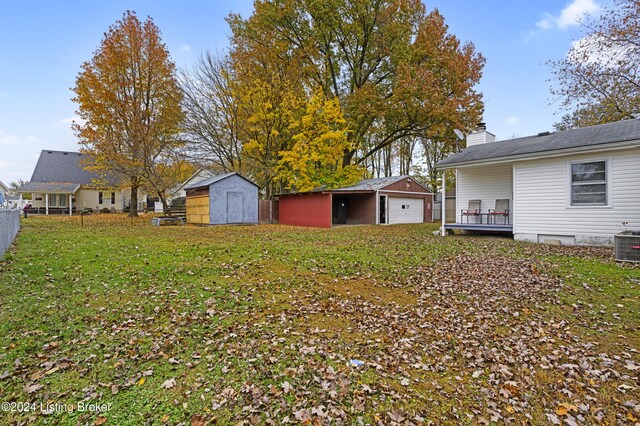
<box><xmin>0</xmin><ymin>0</ymin><xmax>605</xmax><ymax>184</ymax></box>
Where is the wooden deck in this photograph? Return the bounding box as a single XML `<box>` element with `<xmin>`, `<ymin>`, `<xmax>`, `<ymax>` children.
<box><xmin>444</xmin><ymin>223</ymin><xmax>513</xmax><ymax>233</ymax></box>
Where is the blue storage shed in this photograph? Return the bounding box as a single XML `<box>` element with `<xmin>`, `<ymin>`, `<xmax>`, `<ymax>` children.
<box><xmin>184</xmin><ymin>173</ymin><xmax>258</xmax><ymax>225</ymax></box>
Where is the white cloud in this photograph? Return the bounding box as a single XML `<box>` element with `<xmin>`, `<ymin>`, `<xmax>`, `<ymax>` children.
<box><xmin>568</xmin><ymin>33</ymin><xmax>630</xmax><ymax>67</ymax></box>
<box><xmin>507</xmin><ymin>116</ymin><xmax>520</xmax><ymax>125</ymax></box>
<box><xmin>60</xmin><ymin>115</ymin><xmax>85</xmax><ymax>126</ymax></box>
<box><xmin>181</xmin><ymin>44</ymin><xmax>192</xmax><ymax>53</ymax></box>
<box><xmin>0</xmin><ymin>129</ymin><xmax>18</xmax><ymax>145</ymax></box>
<box><xmin>536</xmin><ymin>0</ymin><xmax>600</xmax><ymax>31</ymax></box>
<box><xmin>0</xmin><ymin>129</ymin><xmax>38</xmax><ymax>147</ymax></box>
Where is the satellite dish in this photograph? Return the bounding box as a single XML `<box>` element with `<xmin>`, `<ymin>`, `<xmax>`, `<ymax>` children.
<box><xmin>453</xmin><ymin>129</ymin><xmax>464</xmax><ymax>140</ymax></box>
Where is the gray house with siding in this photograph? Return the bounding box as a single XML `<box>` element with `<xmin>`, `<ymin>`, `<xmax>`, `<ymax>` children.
<box><xmin>437</xmin><ymin>119</ymin><xmax>640</xmax><ymax>246</ymax></box>
<box><xmin>184</xmin><ymin>172</ymin><xmax>258</xmax><ymax>225</ymax></box>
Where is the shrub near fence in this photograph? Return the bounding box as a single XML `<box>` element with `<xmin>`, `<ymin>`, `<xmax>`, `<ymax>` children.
<box><xmin>0</xmin><ymin>209</ymin><xmax>20</xmax><ymax>257</ymax></box>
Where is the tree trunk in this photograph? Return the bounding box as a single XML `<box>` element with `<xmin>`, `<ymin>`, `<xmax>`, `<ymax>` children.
<box><xmin>129</xmin><ymin>177</ymin><xmax>139</xmax><ymax>217</ymax></box>
<box><xmin>159</xmin><ymin>194</ymin><xmax>169</xmax><ymax>216</ymax></box>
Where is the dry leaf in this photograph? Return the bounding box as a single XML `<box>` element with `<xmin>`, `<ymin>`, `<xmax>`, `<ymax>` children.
<box><xmin>190</xmin><ymin>414</ymin><xmax>206</xmax><ymax>426</ymax></box>
<box><xmin>161</xmin><ymin>378</ymin><xmax>176</xmax><ymax>389</ymax></box>
<box><xmin>24</xmin><ymin>383</ymin><xmax>43</xmax><ymax>394</ymax></box>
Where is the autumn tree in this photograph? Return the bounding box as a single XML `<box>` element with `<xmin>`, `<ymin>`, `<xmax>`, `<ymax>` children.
<box><xmin>277</xmin><ymin>91</ymin><xmax>364</xmax><ymax>192</ymax></box>
<box><xmin>227</xmin><ymin>0</ymin><xmax>484</xmax><ymax>169</ymax></box>
<box><xmin>549</xmin><ymin>0</ymin><xmax>640</xmax><ymax>130</ymax></box>
<box><xmin>72</xmin><ymin>11</ymin><xmax>183</xmax><ymax>217</ymax></box>
<box><xmin>143</xmin><ymin>154</ymin><xmax>196</xmax><ymax>214</ymax></box>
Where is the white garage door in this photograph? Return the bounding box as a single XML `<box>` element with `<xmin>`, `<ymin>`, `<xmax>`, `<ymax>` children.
<box><xmin>388</xmin><ymin>197</ymin><xmax>424</xmax><ymax>224</ymax></box>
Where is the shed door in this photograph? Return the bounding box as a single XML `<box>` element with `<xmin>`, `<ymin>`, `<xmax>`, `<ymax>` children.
<box><xmin>227</xmin><ymin>191</ymin><xmax>244</xmax><ymax>223</ymax></box>
<box><xmin>388</xmin><ymin>197</ymin><xmax>424</xmax><ymax>224</ymax></box>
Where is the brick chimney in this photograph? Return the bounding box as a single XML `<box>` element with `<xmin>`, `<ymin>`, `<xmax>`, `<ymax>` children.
<box><xmin>466</xmin><ymin>122</ymin><xmax>496</xmax><ymax>147</ymax></box>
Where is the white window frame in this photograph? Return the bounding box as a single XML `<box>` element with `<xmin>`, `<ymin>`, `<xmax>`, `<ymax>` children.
<box><xmin>567</xmin><ymin>158</ymin><xmax>611</xmax><ymax>208</ymax></box>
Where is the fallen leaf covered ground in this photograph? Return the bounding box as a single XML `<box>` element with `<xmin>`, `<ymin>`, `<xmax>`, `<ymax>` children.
<box><xmin>0</xmin><ymin>215</ymin><xmax>638</xmax><ymax>425</ymax></box>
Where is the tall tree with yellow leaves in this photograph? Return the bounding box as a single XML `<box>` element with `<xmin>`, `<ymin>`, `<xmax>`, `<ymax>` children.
<box><xmin>72</xmin><ymin>11</ymin><xmax>183</xmax><ymax>217</ymax></box>
<box><xmin>277</xmin><ymin>91</ymin><xmax>363</xmax><ymax>192</ymax></box>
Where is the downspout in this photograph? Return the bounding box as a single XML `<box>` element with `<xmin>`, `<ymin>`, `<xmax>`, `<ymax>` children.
<box><xmin>375</xmin><ymin>190</ymin><xmax>379</xmax><ymax>224</ymax></box>
<box><xmin>441</xmin><ymin>170</ymin><xmax>446</xmax><ymax>236</ymax></box>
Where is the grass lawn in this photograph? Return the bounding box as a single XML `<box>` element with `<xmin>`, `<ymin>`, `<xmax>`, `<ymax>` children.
<box><xmin>0</xmin><ymin>215</ymin><xmax>638</xmax><ymax>425</ymax></box>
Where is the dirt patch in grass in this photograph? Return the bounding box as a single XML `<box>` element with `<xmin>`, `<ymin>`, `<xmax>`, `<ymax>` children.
<box><xmin>320</xmin><ymin>277</ymin><xmax>418</xmax><ymax>307</ymax></box>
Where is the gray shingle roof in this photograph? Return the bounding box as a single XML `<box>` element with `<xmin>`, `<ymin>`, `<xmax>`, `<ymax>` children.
<box><xmin>27</xmin><ymin>150</ymin><xmax>119</xmax><ymax>186</ymax></box>
<box><xmin>18</xmin><ymin>182</ymin><xmax>81</xmax><ymax>194</ymax></box>
<box><xmin>331</xmin><ymin>175</ymin><xmax>411</xmax><ymax>192</ymax></box>
<box><xmin>438</xmin><ymin>118</ymin><xmax>640</xmax><ymax>168</ymax></box>
<box><xmin>184</xmin><ymin>172</ymin><xmax>258</xmax><ymax>190</ymax></box>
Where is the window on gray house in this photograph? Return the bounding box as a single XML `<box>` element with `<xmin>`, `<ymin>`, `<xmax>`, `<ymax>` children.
<box><xmin>571</xmin><ymin>161</ymin><xmax>607</xmax><ymax>206</ymax></box>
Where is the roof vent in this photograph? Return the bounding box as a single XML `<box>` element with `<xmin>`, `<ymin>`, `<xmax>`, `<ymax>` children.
<box><xmin>537</xmin><ymin>131</ymin><xmax>551</xmax><ymax>136</ymax></box>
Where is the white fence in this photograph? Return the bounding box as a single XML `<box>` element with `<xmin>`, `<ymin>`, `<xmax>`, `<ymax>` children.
<box><xmin>0</xmin><ymin>209</ymin><xmax>20</xmax><ymax>257</ymax></box>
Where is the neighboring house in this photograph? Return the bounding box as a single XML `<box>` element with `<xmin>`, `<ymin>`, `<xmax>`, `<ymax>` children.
<box><xmin>185</xmin><ymin>172</ymin><xmax>258</xmax><ymax>225</ymax></box>
<box><xmin>437</xmin><ymin>119</ymin><xmax>640</xmax><ymax>246</ymax></box>
<box><xmin>171</xmin><ymin>169</ymin><xmax>216</xmax><ymax>200</ymax></box>
<box><xmin>6</xmin><ymin>195</ymin><xmax>29</xmax><ymax>209</ymax></box>
<box><xmin>433</xmin><ymin>190</ymin><xmax>456</xmax><ymax>222</ymax></box>
<box><xmin>0</xmin><ymin>181</ymin><xmax>7</xmax><ymax>206</ymax></box>
<box><xmin>17</xmin><ymin>150</ymin><xmax>145</xmax><ymax>215</ymax></box>
<box><xmin>278</xmin><ymin>175</ymin><xmax>434</xmax><ymax>228</ymax></box>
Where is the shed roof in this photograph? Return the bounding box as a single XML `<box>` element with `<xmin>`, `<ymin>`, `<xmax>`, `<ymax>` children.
<box><xmin>184</xmin><ymin>172</ymin><xmax>258</xmax><ymax>190</ymax></box>
<box><xmin>438</xmin><ymin>118</ymin><xmax>640</xmax><ymax>169</ymax></box>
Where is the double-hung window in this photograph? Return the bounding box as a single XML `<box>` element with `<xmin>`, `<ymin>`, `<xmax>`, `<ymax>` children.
<box><xmin>570</xmin><ymin>160</ymin><xmax>607</xmax><ymax>206</ymax></box>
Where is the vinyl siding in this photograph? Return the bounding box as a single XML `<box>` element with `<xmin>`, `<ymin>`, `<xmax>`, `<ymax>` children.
<box><xmin>456</xmin><ymin>164</ymin><xmax>513</xmax><ymax>223</ymax></box>
<box><xmin>514</xmin><ymin>148</ymin><xmax>640</xmax><ymax>244</ymax></box>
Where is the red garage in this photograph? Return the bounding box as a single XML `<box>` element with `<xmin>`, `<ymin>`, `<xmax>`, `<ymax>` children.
<box><xmin>278</xmin><ymin>176</ymin><xmax>433</xmax><ymax>228</ymax></box>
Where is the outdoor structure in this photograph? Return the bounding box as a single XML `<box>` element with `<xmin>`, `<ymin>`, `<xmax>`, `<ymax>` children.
<box><xmin>433</xmin><ymin>190</ymin><xmax>456</xmax><ymax>222</ymax></box>
<box><xmin>437</xmin><ymin>119</ymin><xmax>640</xmax><ymax>246</ymax></box>
<box><xmin>0</xmin><ymin>181</ymin><xmax>7</xmax><ymax>207</ymax></box>
<box><xmin>17</xmin><ymin>150</ymin><xmax>145</xmax><ymax>215</ymax></box>
<box><xmin>172</xmin><ymin>168</ymin><xmax>216</xmax><ymax>200</ymax></box>
<box><xmin>184</xmin><ymin>172</ymin><xmax>258</xmax><ymax>225</ymax></box>
<box><xmin>278</xmin><ymin>176</ymin><xmax>433</xmax><ymax>228</ymax></box>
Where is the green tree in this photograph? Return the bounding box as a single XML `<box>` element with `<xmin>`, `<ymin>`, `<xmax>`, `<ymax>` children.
<box><xmin>549</xmin><ymin>0</ymin><xmax>640</xmax><ymax>130</ymax></box>
<box><xmin>72</xmin><ymin>11</ymin><xmax>183</xmax><ymax>217</ymax></box>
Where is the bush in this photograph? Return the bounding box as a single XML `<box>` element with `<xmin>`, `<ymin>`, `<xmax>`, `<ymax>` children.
<box><xmin>100</xmin><ymin>208</ymin><xmax>111</xmax><ymax>213</ymax></box>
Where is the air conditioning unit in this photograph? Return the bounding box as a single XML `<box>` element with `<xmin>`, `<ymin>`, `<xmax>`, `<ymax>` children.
<box><xmin>615</xmin><ymin>231</ymin><xmax>640</xmax><ymax>262</ymax></box>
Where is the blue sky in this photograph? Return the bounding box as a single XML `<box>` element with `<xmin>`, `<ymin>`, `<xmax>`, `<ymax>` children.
<box><xmin>0</xmin><ymin>0</ymin><xmax>604</xmax><ymax>183</ymax></box>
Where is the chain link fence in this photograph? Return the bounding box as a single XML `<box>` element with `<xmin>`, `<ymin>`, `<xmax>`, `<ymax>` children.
<box><xmin>0</xmin><ymin>209</ymin><xmax>20</xmax><ymax>257</ymax></box>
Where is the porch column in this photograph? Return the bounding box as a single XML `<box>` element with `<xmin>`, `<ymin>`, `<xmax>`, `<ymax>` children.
<box><xmin>45</xmin><ymin>193</ymin><xmax>49</xmax><ymax>215</ymax></box>
<box><xmin>441</xmin><ymin>170</ymin><xmax>446</xmax><ymax>236</ymax></box>
<box><xmin>69</xmin><ymin>194</ymin><xmax>73</xmax><ymax>216</ymax></box>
